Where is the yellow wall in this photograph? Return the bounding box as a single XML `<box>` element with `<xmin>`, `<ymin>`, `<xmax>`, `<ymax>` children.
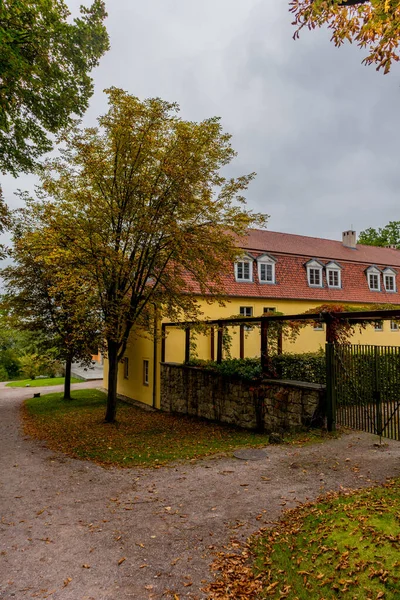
<box><xmin>104</xmin><ymin>297</ymin><xmax>400</xmax><ymax>408</ymax></box>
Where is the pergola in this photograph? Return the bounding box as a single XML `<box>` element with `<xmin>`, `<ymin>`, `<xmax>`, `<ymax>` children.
<box><xmin>161</xmin><ymin>308</ymin><xmax>400</xmax><ymax>374</ymax></box>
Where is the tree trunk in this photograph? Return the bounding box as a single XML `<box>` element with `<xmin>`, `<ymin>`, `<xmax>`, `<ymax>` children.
<box><xmin>64</xmin><ymin>356</ymin><xmax>72</xmax><ymax>400</ymax></box>
<box><xmin>105</xmin><ymin>340</ymin><xmax>119</xmax><ymax>423</ymax></box>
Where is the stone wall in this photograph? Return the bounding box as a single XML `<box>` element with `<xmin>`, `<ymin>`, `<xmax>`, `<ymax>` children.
<box><xmin>160</xmin><ymin>363</ymin><xmax>325</xmax><ymax>432</ymax></box>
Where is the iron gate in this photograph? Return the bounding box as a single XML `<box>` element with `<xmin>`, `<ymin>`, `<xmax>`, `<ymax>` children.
<box><xmin>326</xmin><ymin>343</ymin><xmax>400</xmax><ymax>440</ymax></box>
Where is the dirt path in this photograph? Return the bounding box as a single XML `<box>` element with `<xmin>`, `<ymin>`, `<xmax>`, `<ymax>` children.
<box><xmin>1</xmin><ymin>382</ymin><xmax>399</xmax><ymax>600</ymax></box>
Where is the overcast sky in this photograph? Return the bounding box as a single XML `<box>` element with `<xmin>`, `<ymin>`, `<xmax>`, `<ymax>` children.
<box><xmin>2</xmin><ymin>0</ymin><xmax>400</xmax><ymax>243</ymax></box>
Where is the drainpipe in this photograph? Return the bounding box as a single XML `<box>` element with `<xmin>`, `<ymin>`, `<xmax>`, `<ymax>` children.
<box><xmin>152</xmin><ymin>305</ymin><xmax>158</xmax><ymax>409</ymax></box>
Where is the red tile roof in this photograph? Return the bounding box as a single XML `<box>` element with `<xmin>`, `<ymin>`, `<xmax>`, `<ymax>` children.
<box><xmin>212</xmin><ymin>230</ymin><xmax>400</xmax><ymax>304</ymax></box>
<box><xmin>240</xmin><ymin>229</ymin><xmax>400</xmax><ymax>266</ymax></box>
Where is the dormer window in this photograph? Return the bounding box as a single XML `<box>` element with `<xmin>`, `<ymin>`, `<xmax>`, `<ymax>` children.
<box><xmin>234</xmin><ymin>255</ymin><xmax>253</xmax><ymax>282</ymax></box>
<box><xmin>366</xmin><ymin>266</ymin><xmax>381</xmax><ymax>291</ymax></box>
<box><xmin>383</xmin><ymin>268</ymin><xmax>397</xmax><ymax>292</ymax></box>
<box><xmin>306</xmin><ymin>260</ymin><xmax>324</xmax><ymax>288</ymax></box>
<box><xmin>326</xmin><ymin>262</ymin><xmax>342</xmax><ymax>289</ymax></box>
<box><xmin>257</xmin><ymin>253</ymin><xmax>276</xmax><ymax>284</ymax></box>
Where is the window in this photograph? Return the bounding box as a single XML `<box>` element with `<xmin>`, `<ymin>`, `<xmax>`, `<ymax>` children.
<box><xmin>123</xmin><ymin>357</ymin><xmax>129</xmax><ymax>379</ymax></box>
<box><xmin>143</xmin><ymin>359</ymin><xmax>149</xmax><ymax>385</ymax></box>
<box><xmin>308</xmin><ymin>268</ymin><xmax>322</xmax><ymax>286</ymax></box>
<box><xmin>383</xmin><ymin>269</ymin><xmax>397</xmax><ymax>292</ymax></box>
<box><xmin>257</xmin><ymin>254</ymin><xmax>276</xmax><ymax>284</ymax></box>
<box><xmin>306</xmin><ymin>260</ymin><xmax>323</xmax><ymax>287</ymax></box>
<box><xmin>313</xmin><ymin>323</ymin><xmax>324</xmax><ymax>331</ymax></box>
<box><xmin>326</xmin><ymin>262</ymin><xmax>342</xmax><ymax>289</ymax></box>
<box><xmin>235</xmin><ymin>257</ymin><xmax>253</xmax><ymax>282</ymax></box>
<box><xmin>366</xmin><ymin>267</ymin><xmax>381</xmax><ymax>291</ymax></box>
<box><xmin>240</xmin><ymin>306</ymin><xmax>253</xmax><ymax>330</ymax></box>
<box><xmin>259</xmin><ymin>262</ymin><xmax>274</xmax><ymax>282</ymax></box>
<box><xmin>263</xmin><ymin>307</ymin><xmax>276</xmax><ymax>314</ymax></box>
<box><xmin>391</xmin><ymin>320</ymin><xmax>399</xmax><ymax>331</ymax></box>
<box><xmin>374</xmin><ymin>321</ymin><xmax>383</xmax><ymax>331</ymax></box>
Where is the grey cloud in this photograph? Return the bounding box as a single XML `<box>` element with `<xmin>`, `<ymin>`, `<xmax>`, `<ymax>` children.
<box><xmin>2</xmin><ymin>0</ymin><xmax>399</xmax><ymax>247</ymax></box>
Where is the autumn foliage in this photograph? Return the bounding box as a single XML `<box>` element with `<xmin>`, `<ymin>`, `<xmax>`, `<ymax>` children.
<box><xmin>290</xmin><ymin>0</ymin><xmax>400</xmax><ymax>73</ymax></box>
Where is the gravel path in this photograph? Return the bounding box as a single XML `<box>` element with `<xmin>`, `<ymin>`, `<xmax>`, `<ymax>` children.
<box><xmin>1</xmin><ymin>382</ymin><xmax>400</xmax><ymax>600</ymax></box>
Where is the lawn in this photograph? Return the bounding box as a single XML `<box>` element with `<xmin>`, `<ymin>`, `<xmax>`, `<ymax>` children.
<box><xmin>23</xmin><ymin>388</ymin><xmax>271</xmax><ymax>467</ymax></box>
<box><xmin>207</xmin><ymin>479</ymin><xmax>400</xmax><ymax>599</ymax></box>
<box><xmin>22</xmin><ymin>389</ymin><xmax>329</xmax><ymax>468</ymax></box>
<box><xmin>7</xmin><ymin>376</ymin><xmax>83</xmax><ymax>388</ymax></box>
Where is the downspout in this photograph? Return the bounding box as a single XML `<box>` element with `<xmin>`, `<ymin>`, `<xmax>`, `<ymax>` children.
<box><xmin>152</xmin><ymin>305</ymin><xmax>158</xmax><ymax>409</ymax></box>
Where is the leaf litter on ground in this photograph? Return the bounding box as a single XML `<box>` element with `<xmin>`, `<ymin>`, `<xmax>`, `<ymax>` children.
<box><xmin>205</xmin><ymin>479</ymin><xmax>400</xmax><ymax>599</ymax></box>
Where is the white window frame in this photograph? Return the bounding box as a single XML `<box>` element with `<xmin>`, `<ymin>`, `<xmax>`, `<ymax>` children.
<box><xmin>234</xmin><ymin>256</ymin><xmax>253</xmax><ymax>282</ymax></box>
<box><xmin>240</xmin><ymin>306</ymin><xmax>253</xmax><ymax>331</ymax></box>
<box><xmin>143</xmin><ymin>359</ymin><xmax>149</xmax><ymax>386</ymax></box>
<box><xmin>383</xmin><ymin>268</ymin><xmax>397</xmax><ymax>292</ymax></box>
<box><xmin>257</xmin><ymin>254</ymin><xmax>276</xmax><ymax>284</ymax></box>
<box><xmin>240</xmin><ymin>306</ymin><xmax>253</xmax><ymax>318</ymax></box>
<box><xmin>306</xmin><ymin>260</ymin><xmax>323</xmax><ymax>288</ymax></box>
<box><xmin>366</xmin><ymin>267</ymin><xmax>381</xmax><ymax>291</ymax></box>
<box><xmin>313</xmin><ymin>323</ymin><xmax>324</xmax><ymax>331</ymax></box>
<box><xmin>374</xmin><ymin>321</ymin><xmax>383</xmax><ymax>332</ymax></box>
<box><xmin>326</xmin><ymin>262</ymin><xmax>342</xmax><ymax>289</ymax></box>
<box><xmin>390</xmin><ymin>320</ymin><xmax>399</xmax><ymax>331</ymax></box>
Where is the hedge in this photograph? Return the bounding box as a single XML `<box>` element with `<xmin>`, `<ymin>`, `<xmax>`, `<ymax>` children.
<box><xmin>187</xmin><ymin>351</ymin><xmax>325</xmax><ymax>384</ymax></box>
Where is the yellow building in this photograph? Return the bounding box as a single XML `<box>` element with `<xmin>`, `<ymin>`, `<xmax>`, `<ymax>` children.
<box><xmin>104</xmin><ymin>229</ymin><xmax>400</xmax><ymax>408</ymax></box>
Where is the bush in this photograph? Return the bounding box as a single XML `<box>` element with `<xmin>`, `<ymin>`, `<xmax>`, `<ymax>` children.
<box><xmin>187</xmin><ymin>358</ymin><xmax>262</xmax><ymax>381</ymax></box>
<box><xmin>270</xmin><ymin>350</ymin><xmax>325</xmax><ymax>384</ymax></box>
<box><xmin>187</xmin><ymin>351</ymin><xmax>325</xmax><ymax>384</ymax></box>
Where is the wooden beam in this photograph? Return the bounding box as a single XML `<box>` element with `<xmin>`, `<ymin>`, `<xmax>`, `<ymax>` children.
<box><xmin>261</xmin><ymin>320</ymin><xmax>269</xmax><ymax>376</ymax></box>
<box><xmin>217</xmin><ymin>322</ymin><xmax>223</xmax><ymax>364</ymax></box>
<box><xmin>185</xmin><ymin>327</ymin><xmax>190</xmax><ymax>363</ymax></box>
<box><xmin>239</xmin><ymin>324</ymin><xmax>244</xmax><ymax>359</ymax></box>
<box><xmin>277</xmin><ymin>325</ymin><xmax>283</xmax><ymax>355</ymax></box>
<box><xmin>161</xmin><ymin>323</ymin><xmax>166</xmax><ymax>362</ymax></box>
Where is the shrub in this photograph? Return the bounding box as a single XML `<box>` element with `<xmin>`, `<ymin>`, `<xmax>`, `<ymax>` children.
<box><xmin>187</xmin><ymin>358</ymin><xmax>262</xmax><ymax>381</ymax></box>
<box><xmin>270</xmin><ymin>350</ymin><xmax>325</xmax><ymax>384</ymax></box>
<box><xmin>187</xmin><ymin>351</ymin><xmax>325</xmax><ymax>384</ymax></box>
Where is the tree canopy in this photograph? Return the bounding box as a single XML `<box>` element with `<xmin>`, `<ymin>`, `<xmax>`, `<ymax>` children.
<box><xmin>290</xmin><ymin>0</ymin><xmax>400</xmax><ymax>73</ymax></box>
<box><xmin>0</xmin><ymin>0</ymin><xmax>109</xmax><ymax>176</ymax></box>
<box><xmin>1</xmin><ymin>220</ymin><xmax>101</xmax><ymax>398</ymax></box>
<box><xmin>358</xmin><ymin>221</ymin><xmax>400</xmax><ymax>248</ymax></box>
<box><xmin>30</xmin><ymin>88</ymin><xmax>266</xmax><ymax>421</ymax></box>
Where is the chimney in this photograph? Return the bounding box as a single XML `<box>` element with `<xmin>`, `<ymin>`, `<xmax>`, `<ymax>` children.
<box><xmin>342</xmin><ymin>230</ymin><xmax>356</xmax><ymax>249</ymax></box>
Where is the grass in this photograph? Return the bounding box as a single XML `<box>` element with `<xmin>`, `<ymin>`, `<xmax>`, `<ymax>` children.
<box><xmin>7</xmin><ymin>376</ymin><xmax>83</xmax><ymax>388</ymax></box>
<box><xmin>22</xmin><ymin>389</ymin><xmax>332</xmax><ymax>468</ymax></box>
<box><xmin>207</xmin><ymin>480</ymin><xmax>400</xmax><ymax>599</ymax></box>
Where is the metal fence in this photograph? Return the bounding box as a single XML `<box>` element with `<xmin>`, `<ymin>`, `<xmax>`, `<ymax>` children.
<box><xmin>326</xmin><ymin>343</ymin><xmax>400</xmax><ymax>440</ymax></box>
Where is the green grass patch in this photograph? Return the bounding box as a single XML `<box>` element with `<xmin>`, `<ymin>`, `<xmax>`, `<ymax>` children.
<box><xmin>22</xmin><ymin>389</ymin><xmax>330</xmax><ymax>468</ymax></box>
<box><xmin>7</xmin><ymin>376</ymin><xmax>83</xmax><ymax>388</ymax></box>
<box><xmin>207</xmin><ymin>481</ymin><xmax>400</xmax><ymax>599</ymax></box>
<box><xmin>251</xmin><ymin>481</ymin><xmax>400</xmax><ymax>599</ymax></box>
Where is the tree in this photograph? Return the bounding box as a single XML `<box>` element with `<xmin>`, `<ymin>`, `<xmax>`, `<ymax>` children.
<box><xmin>290</xmin><ymin>0</ymin><xmax>400</xmax><ymax>73</ymax></box>
<box><xmin>358</xmin><ymin>221</ymin><xmax>400</xmax><ymax>248</ymax></box>
<box><xmin>0</xmin><ymin>0</ymin><xmax>109</xmax><ymax>176</ymax></box>
<box><xmin>32</xmin><ymin>88</ymin><xmax>267</xmax><ymax>422</ymax></box>
<box><xmin>2</xmin><ymin>225</ymin><xmax>101</xmax><ymax>399</ymax></box>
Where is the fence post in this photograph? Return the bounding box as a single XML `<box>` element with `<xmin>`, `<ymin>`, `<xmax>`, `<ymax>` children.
<box><xmin>217</xmin><ymin>322</ymin><xmax>223</xmax><ymax>364</ymax></box>
<box><xmin>261</xmin><ymin>318</ymin><xmax>269</xmax><ymax>376</ymax></box>
<box><xmin>326</xmin><ymin>342</ymin><xmax>336</xmax><ymax>432</ymax></box>
<box><xmin>185</xmin><ymin>327</ymin><xmax>190</xmax><ymax>364</ymax></box>
<box><xmin>161</xmin><ymin>324</ymin><xmax>166</xmax><ymax>363</ymax></box>
<box><xmin>277</xmin><ymin>325</ymin><xmax>283</xmax><ymax>355</ymax></box>
<box><xmin>374</xmin><ymin>346</ymin><xmax>382</xmax><ymax>436</ymax></box>
<box><xmin>210</xmin><ymin>327</ymin><xmax>215</xmax><ymax>361</ymax></box>
<box><xmin>240</xmin><ymin>324</ymin><xmax>245</xmax><ymax>359</ymax></box>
